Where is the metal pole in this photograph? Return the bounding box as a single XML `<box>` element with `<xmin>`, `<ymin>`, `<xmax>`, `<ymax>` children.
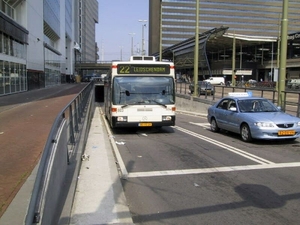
<box><xmin>120</xmin><ymin>46</ymin><xmax>123</xmax><ymax>61</ymax></box>
<box><xmin>138</xmin><ymin>20</ymin><xmax>147</xmax><ymax>56</ymax></box>
<box><xmin>232</xmin><ymin>34</ymin><xmax>236</xmax><ymax>86</ymax></box>
<box><xmin>142</xmin><ymin>25</ymin><xmax>144</xmax><ymax>55</ymax></box>
<box><xmin>278</xmin><ymin>0</ymin><xmax>289</xmax><ymax>107</ymax></box>
<box><xmin>276</xmin><ymin>14</ymin><xmax>281</xmax><ymax>91</ymax></box>
<box><xmin>193</xmin><ymin>0</ymin><xmax>199</xmax><ymax>97</ymax></box>
<box><xmin>159</xmin><ymin>0</ymin><xmax>163</xmax><ymax>61</ymax></box>
<box><xmin>129</xmin><ymin>33</ymin><xmax>135</xmax><ymax>56</ymax></box>
<box><xmin>271</xmin><ymin>42</ymin><xmax>274</xmax><ymax>81</ymax></box>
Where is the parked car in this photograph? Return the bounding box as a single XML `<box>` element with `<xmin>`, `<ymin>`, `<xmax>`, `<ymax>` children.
<box><xmin>189</xmin><ymin>81</ymin><xmax>215</xmax><ymax>95</ymax></box>
<box><xmin>204</xmin><ymin>77</ymin><xmax>225</xmax><ymax>85</ymax></box>
<box><xmin>207</xmin><ymin>92</ymin><xmax>300</xmax><ymax>142</ymax></box>
<box><xmin>287</xmin><ymin>79</ymin><xmax>300</xmax><ymax>89</ymax></box>
<box><xmin>82</xmin><ymin>75</ymin><xmax>95</xmax><ymax>82</ymax></box>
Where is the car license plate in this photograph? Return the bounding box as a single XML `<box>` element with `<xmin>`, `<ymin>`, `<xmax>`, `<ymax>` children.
<box><xmin>139</xmin><ymin>122</ymin><xmax>152</xmax><ymax>127</ymax></box>
<box><xmin>278</xmin><ymin>130</ymin><xmax>295</xmax><ymax>136</ymax></box>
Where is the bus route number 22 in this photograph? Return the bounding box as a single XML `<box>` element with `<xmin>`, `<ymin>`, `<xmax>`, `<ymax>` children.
<box><xmin>119</xmin><ymin>66</ymin><xmax>130</xmax><ymax>74</ymax></box>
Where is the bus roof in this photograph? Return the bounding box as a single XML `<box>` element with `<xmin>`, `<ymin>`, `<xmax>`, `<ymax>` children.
<box><xmin>112</xmin><ymin>56</ymin><xmax>174</xmax><ymax>65</ymax></box>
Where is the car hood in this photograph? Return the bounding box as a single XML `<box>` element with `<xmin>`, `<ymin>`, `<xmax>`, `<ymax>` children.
<box><xmin>244</xmin><ymin>112</ymin><xmax>300</xmax><ymax>123</ymax></box>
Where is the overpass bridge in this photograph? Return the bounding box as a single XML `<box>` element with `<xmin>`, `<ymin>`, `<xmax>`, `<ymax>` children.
<box><xmin>75</xmin><ymin>61</ymin><xmax>112</xmax><ymax>75</ymax></box>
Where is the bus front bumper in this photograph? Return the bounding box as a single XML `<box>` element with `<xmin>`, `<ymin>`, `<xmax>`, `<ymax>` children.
<box><xmin>111</xmin><ymin>116</ymin><xmax>175</xmax><ymax>128</ymax></box>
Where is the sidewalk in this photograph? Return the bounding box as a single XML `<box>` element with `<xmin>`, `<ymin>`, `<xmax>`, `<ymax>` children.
<box><xmin>0</xmin><ymin>85</ymin><xmax>134</xmax><ymax>225</ymax></box>
<box><xmin>69</xmin><ymin>106</ymin><xmax>134</xmax><ymax>225</ymax></box>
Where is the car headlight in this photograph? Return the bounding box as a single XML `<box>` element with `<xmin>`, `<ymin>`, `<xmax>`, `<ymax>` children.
<box><xmin>297</xmin><ymin>122</ymin><xmax>300</xmax><ymax>126</ymax></box>
<box><xmin>254</xmin><ymin>122</ymin><xmax>275</xmax><ymax>127</ymax></box>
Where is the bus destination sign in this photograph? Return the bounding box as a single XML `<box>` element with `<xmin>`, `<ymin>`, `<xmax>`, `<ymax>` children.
<box><xmin>117</xmin><ymin>64</ymin><xmax>170</xmax><ymax>74</ymax></box>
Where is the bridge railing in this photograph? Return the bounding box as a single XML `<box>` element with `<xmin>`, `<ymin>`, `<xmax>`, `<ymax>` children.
<box><xmin>25</xmin><ymin>82</ymin><xmax>95</xmax><ymax>225</ymax></box>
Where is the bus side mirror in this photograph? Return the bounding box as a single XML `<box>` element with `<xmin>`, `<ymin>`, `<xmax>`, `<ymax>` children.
<box><xmin>125</xmin><ymin>90</ymin><xmax>130</xmax><ymax>96</ymax></box>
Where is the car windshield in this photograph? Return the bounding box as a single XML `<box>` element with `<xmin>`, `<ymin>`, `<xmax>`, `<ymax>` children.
<box><xmin>237</xmin><ymin>99</ymin><xmax>279</xmax><ymax>113</ymax></box>
<box><xmin>200</xmin><ymin>82</ymin><xmax>212</xmax><ymax>88</ymax></box>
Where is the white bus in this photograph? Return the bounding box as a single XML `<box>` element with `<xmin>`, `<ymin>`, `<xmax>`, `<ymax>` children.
<box><xmin>104</xmin><ymin>56</ymin><xmax>176</xmax><ymax>128</ymax></box>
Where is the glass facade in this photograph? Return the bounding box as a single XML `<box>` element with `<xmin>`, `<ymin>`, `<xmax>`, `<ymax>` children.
<box><xmin>149</xmin><ymin>0</ymin><xmax>300</xmax><ymax>53</ymax></box>
<box><xmin>65</xmin><ymin>0</ymin><xmax>72</xmax><ymax>38</ymax></box>
<box><xmin>44</xmin><ymin>0</ymin><xmax>60</xmax><ymax>37</ymax></box>
<box><xmin>0</xmin><ymin>0</ymin><xmax>99</xmax><ymax>96</ymax></box>
<box><xmin>44</xmin><ymin>48</ymin><xmax>61</xmax><ymax>86</ymax></box>
<box><xmin>0</xmin><ymin>31</ymin><xmax>27</xmax><ymax>96</ymax></box>
<box><xmin>80</xmin><ymin>0</ymin><xmax>98</xmax><ymax>62</ymax></box>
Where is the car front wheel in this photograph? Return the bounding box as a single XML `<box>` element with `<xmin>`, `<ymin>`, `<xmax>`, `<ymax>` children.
<box><xmin>240</xmin><ymin>124</ymin><xmax>252</xmax><ymax>142</ymax></box>
<box><xmin>211</xmin><ymin>118</ymin><xmax>220</xmax><ymax>132</ymax></box>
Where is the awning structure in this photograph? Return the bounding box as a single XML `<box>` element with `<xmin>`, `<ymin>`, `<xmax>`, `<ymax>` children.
<box><xmin>153</xmin><ymin>26</ymin><xmax>300</xmax><ymax>80</ymax></box>
<box><xmin>153</xmin><ymin>26</ymin><xmax>279</xmax><ymax>72</ymax></box>
<box><xmin>206</xmin><ymin>32</ymin><xmax>277</xmax><ymax>55</ymax></box>
<box><xmin>223</xmin><ymin>69</ymin><xmax>252</xmax><ymax>76</ymax></box>
<box><xmin>154</xmin><ymin>27</ymin><xmax>230</xmax><ymax>72</ymax></box>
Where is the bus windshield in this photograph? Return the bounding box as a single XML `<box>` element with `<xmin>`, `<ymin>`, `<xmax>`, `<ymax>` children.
<box><xmin>113</xmin><ymin>76</ymin><xmax>175</xmax><ymax>105</ymax></box>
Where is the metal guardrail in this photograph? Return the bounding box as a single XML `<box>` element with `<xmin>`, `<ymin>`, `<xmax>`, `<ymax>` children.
<box><xmin>25</xmin><ymin>82</ymin><xmax>95</xmax><ymax>225</ymax></box>
<box><xmin>176</xmin><ymin>82</ymin><xmax>300</xmax><ymax>117</ymax></box>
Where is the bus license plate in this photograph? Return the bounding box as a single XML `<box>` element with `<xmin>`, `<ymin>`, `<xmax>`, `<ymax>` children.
<box><xmin>278</xmin><ymin>130</ymin><xmax>295</xmax><ymax>136</ymax></box>
<box><xmin>139</xmin><ymin>122</ymin><xmax>152</xmax><ymax>127</ymax></box>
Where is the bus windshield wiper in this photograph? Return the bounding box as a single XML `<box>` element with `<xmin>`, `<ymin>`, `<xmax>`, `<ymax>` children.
<box><xmin>121</xmin><ymin>100</ymin><xmax>167</xmax><ymax>108</ymax></box>
<box><xmin>150</xmin><ymin>99</ymin><xmax>167</xmax><ymax>108</ymax></box>
<box><xmin>121</xmin><ymin>104</ymin><xmax>129</xmax><ymax>108</ymax></box>
<box><xmin>121</xmin><ymin>103</ymin><xmax>136</xmax><ymax>108</ymax></box>
<box><xmin>121</xmin><ymin>101</ymin><xmax>144</xmax><ymax>108</ymax></box>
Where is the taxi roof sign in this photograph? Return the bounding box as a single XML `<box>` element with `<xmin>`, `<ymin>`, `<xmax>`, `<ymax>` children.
<box><xmin>228</xmin><ymin>92</ymin><xmax>252</xmax><ymax>97</ymax></box>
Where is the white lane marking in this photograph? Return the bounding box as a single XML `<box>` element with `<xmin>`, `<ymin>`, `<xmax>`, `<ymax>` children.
<box><xmin>190</xmin><ymin>122</ymin><xmax>210</xmax><ymax>129</ymax></box>
<box><xmin>173</xmin><ymin>126</ymin><xmax>274</xmax><ymax>165</ymax></box>
<box><xmin>127</xmin><ymin>162</ymin><xmax>300</xmax><ymax>178</ymax></box>
<box><xmin>99</xmin><ymin>107</ymin><xmax>129</xmax><ymax>179</ymax></box>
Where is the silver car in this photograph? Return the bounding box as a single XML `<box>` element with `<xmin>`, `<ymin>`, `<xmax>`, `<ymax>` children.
<box><xmin>207</xmin><ymin>93</ymin><xmax>300</xmax><ymax>142</ymax></box>
<box><xmin>189</xmin><ymin>81</ymin><xmax>214</xmax><ymax>95</ymax></box>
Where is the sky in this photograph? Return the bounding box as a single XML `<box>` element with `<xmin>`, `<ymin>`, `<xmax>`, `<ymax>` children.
<box><xmin>96</xmin><ymin>0</ymin><xmax>149</xmax><ymax>61</ymax></box>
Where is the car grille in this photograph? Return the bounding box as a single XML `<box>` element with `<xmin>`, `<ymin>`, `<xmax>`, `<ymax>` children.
<box><xmin>276</xmin><ymin>123</ymin><xmax>294</xmax><ymax>128</ymax></box>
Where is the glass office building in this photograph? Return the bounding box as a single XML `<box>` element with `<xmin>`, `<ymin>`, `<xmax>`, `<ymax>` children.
<box><xmin>149</xmin><ymin>0</ymin><xmax>300</xmax><ymax>53</ymax></box>
<box><xmin>0</xmin><ymin>0</ymin><xmax>98</xmax><ymax>96</ymax></box>
<box><xmin>0</xmin><ymin>1</ymin><xmax>28</xmax><ymax>95</ymax></box>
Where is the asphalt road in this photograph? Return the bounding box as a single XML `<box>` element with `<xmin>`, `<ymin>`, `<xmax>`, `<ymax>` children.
<box><xmin>109</xmin><ymin>112</ymin><xmax>300</xmax><ymax>225</ymax></box>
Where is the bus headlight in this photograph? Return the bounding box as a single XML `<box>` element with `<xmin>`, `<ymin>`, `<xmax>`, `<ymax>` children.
<box><xmin>117</xmin><ymin>116</ymin><xmax>127</xmax><ymax>122</ymax></box>
<box><xmin>162</xmin><ymin>116</ymin><xmax>172</xmax><ymax>121</ymax></box>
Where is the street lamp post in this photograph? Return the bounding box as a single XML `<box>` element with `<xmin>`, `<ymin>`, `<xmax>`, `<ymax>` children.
<box><xmin>128</xmin><ymin>33</ymin><xmax>135</xmax><ymax>56</ymax></box>
<box><xmin>159</xmin><ymin>0</ymin><xmax>163</xmax><ymax>61</ymax></box>
<box><xmin>193</xmin><ymin>0</ymin><xmax>199</xmax><ymax>97</ymax></box>
<box><xmin>138</xmin><ymin>19</ymin><xmax>147</xmax><ymax>56</ymax></box>
<box><xmin>278</xmin><ymin>0</ymin><xmax>289</xmax><ymax>107</ymax></box>
<box><xmin>120</xmin><ymin>46</ymin><xmax>123</xmax><ymax>61</ymax></box>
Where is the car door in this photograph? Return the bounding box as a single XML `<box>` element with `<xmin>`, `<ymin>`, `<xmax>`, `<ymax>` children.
<box><xmin>225</xmin><ymin>100</ymin><xmax>240</xmax><ymax>133</ymax></box>
<box><xmin>214</xmin><ymin>99</ymin><xmax>230</xmax><ymax>130</ymax></box>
